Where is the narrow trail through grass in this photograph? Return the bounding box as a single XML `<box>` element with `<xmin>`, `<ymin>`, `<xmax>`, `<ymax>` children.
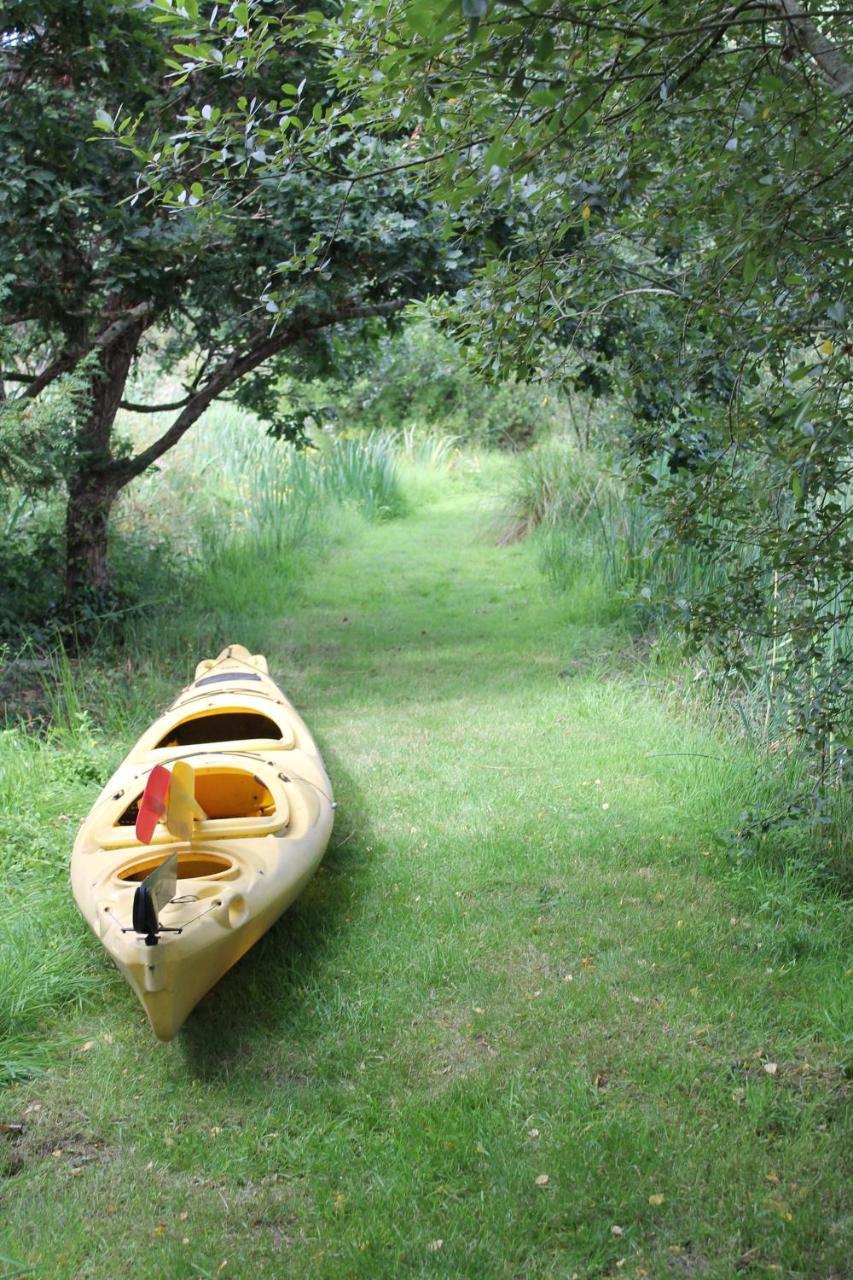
<box><xmin>2</xmin><ymin>465</ymin><xmax>848</xmax><ymax>1279</ymax></box>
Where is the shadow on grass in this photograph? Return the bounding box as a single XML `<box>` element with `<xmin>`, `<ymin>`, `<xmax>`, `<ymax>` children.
<box><xmin>178</xmin><ymin>744</ymin><xmax>372</xmax><ymax>1081</ymax></box>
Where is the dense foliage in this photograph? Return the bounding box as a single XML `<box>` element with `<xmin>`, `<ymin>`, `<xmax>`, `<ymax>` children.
<box><xmin>0</xmin><ymin>0</ymin><xmax>463</xmax><ymax>604</ymax></box>
<box><xmin>138</xmin><ymin>0</ymin><xmax>851</xmax><ymax>784</ymax></box>
<box><xmin>336</xmin><ymin>0</ymin><xmax>853</xmax><ymax>785</ymax></box>
<box><xmin>265</xmin><ymin>319</ymin><xmax>567</xmax><ymax>448</ymax></box>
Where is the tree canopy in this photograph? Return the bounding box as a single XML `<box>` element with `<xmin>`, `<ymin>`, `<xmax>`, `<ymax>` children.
<box><xmin>135</xmin><ymin>0</ymin><xmax>849</xmax><ymax>777</ymax></box>
<box><xmin>0</xmin><ymin>0</ymin><xmax>463</xmax><ymax>600</ymax></box>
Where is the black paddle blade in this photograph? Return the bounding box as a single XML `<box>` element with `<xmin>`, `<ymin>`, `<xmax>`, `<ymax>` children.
<box><xmin>132</xmin><ymin>852</ymin><xmax>179</xmax><ymax>944</ymax></box>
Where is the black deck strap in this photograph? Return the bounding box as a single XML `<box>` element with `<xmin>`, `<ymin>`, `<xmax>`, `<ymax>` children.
<box><xmin>195</xmin><ymin>672</ymin><xmax>264</xmax><ymax>687</ymax></box>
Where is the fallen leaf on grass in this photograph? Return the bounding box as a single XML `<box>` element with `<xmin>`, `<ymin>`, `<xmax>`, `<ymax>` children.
<box><xmin>763</xmin><ymin>1062</ymin><xmax>778</xmax><ymax>1076</ymax></box>
<box><xmin>649</xmin><ymin>1193</ymin><xmax>665</xmax><ymax>1206</ymax></box>
<box><xmin>79</xmin><ymin>1041</ymin><xmax>95</xmax><ymax>1053</ymax></box>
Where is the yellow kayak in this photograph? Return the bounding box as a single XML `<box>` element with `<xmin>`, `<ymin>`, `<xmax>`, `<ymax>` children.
<box><xmin>71</xmin><ymin>645</ymin><xmax>334</xmax><ymax>1040</ymax></box>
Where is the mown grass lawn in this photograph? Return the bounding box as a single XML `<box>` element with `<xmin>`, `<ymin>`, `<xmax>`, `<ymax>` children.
<box><xmin>1</xmin><ymin>462</ymin><xmax>848</xmax><ymax>1279</ymax></box>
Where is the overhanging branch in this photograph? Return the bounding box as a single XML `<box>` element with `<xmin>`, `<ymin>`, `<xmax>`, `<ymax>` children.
<box><xmin>764</xmin><ymin>0</ymin><xmax>853</xmax><ymax>95</ymax></box>
<box><xmin>118</xmin><ymin>395</ymin><xmax>193</xmax><ymax>413</ymax></box>
<box><xmin>116</xmin><ymin>298</ymin><xmax>408</xmax><ymax>483</ymax></box>
<box><xmin>13</xmin><ymin>301</ymin><xmax>158</xmax><ymax>401</ymax></box>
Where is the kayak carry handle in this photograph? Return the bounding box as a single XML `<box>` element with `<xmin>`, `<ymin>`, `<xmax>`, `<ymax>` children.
<box><xmin>132</xmin><ymin>852</ymin><xmax>179</xmax><ymax>946</ymax></box>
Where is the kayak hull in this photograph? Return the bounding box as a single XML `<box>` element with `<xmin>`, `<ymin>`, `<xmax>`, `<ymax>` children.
<box><xmin>71</xmin><ymin>646</ymin><xmax>334</xmax><ymax>1040</ymax></box>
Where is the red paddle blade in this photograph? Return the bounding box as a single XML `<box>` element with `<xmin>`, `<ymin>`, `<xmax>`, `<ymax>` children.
<box><xmin>135</xmin><ymin>765</ymin><xmax>171</xmax><ymax>844</ymax></box>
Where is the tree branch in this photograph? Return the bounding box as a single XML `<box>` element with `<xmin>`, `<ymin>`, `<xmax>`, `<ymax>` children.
<box><xmin>116</xmin><ymin>298</ymin><xmax>407</xmax><ymax>482</ymax></box>
<box><xmin>758</xmin><ymin>0</ymin><xmax>853</xmax><ymax>94</ymax></box>
<box><xmin>16</xmin><ymin>301</ymin><xmax>158</xmax><ymax>401</ymax></box>
<box><xmin>118</xmin><ymin>395</ymin><xmax>193</xmax><ymax>413</ymax></box>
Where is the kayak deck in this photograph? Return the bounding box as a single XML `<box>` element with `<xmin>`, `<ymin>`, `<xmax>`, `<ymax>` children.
<box><xmin>71</xmin><ymin>645</ymin><xmax>334</xmax><ymax>1039</ymax></box>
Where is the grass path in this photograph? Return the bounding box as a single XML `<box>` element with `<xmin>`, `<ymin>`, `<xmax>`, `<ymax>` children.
<box><xmin>1</xmin><ymin>466</ymin><xmax>848</xmax><ymax>1279</ymax></box>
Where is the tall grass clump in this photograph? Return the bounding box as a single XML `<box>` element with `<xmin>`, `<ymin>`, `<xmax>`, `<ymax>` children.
<box><xmin>506</xmin><ymin>439</ymin><xmax>852</xmax><ymax>834</ymax></box>
<box><xmin>309</xmin><ymin>430</ymin><xmax>405</xmax><ymax>519</ymax></box>
<box><xmin>0</xmin><ymin>893</ymin><xmax>97</xmax><ymax>1084</ymax></box>
<box><xmin>122</xmin><ymin>405</ymin><xmax>405</xmax><ymax>554</ymax></box>
<box><xmin>393</xmin><ymin>426</ymin><xmax>459</xmax><ymax>469</ymax></box>
<box><xmin>0</xmin><ymin>704</ymin><xmax>106</xmax><ymax>1083</ymax></box>
<box><xmin>503</xmin><ymin>438</ymin><xmax>718</xmax><ymax>612</ymax></box>
<box><xmin>113</xmin><ymin>406</ymin><xmax>407</xmax><ymax>648</ymax></box>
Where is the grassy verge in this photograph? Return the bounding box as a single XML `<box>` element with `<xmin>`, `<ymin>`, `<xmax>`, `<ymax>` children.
<box><xmin>502</xmin><ymin>437</ymin><xmax>852</xmax><ymax>829</ymax></box>
<box><xmin>1</xmin><ymin>453</ymin><xmax>849</xmax><ymax>1279</ymax></box>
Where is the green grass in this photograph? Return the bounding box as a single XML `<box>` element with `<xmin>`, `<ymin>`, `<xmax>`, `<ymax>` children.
<box><xmin>0</xmin><ymin>455</ymin><xmax>849</xmax><ymax>1279</ymax></box>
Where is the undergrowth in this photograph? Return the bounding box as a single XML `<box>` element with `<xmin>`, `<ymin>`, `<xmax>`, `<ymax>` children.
<box><xmin>504</xmin><ymin>437</ymin><xmax>852</xmax><ymax>833</ymax></box>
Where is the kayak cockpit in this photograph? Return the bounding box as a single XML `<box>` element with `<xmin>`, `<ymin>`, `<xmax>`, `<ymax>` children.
<box><xmin>94</xmin><ymin>757</ymin><xmax>291</xmax><ymax>848</ymax></box>
<box><xmin>121</xmin><ymin>851</ymin><xmax>238</xmax><ymax>946</ymax></box>
<box><xmin>115</xmin><ymin>767</ymin><xmax>276</xmax><ymax>825</ymax></box>
<box><xmin>117</xmin><ymin>851</ymin><xmax>235</xmax><ymax>881</ymax></box>
<box><xmin>155</xmin><ymin>709</ymin><xmax>286</xmax><ymax>749</ymax></box>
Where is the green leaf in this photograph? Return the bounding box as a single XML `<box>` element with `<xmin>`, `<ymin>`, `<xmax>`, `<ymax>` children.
<box><xmin>742</xmin><ymin>251</ymin><xmax>758</xmax><ymax>286</ymax></box>
<box><xmin>407</xmin><ymin>7</ymin><xmax>437</xmax><ymax>36</ymax></box>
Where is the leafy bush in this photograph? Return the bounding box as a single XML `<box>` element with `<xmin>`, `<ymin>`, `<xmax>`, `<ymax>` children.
<box><xmin>0</xmin><ymin>487</ymin><xmax>189</xmax><ymax>650</ymax></box>
<box><xmin>276</xmin><ymin>320</ymin><xmax>568</xmax><ymax>449</ymax></box>
<box><xmin>0</xmin><ymin>494</ymin><xmax>65</xmax><ymax>643</ymax></box>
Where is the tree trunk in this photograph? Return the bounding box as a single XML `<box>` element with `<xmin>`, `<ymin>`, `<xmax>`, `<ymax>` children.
<box><xmin>63</xmin><ymin>313</ymin><xmax>146</xmax><ymax>606</ymax></box>
<box><xmin>64</xmin><ymin>469</ymin><xmax>124</xmax><ymax>603</ymax></box>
